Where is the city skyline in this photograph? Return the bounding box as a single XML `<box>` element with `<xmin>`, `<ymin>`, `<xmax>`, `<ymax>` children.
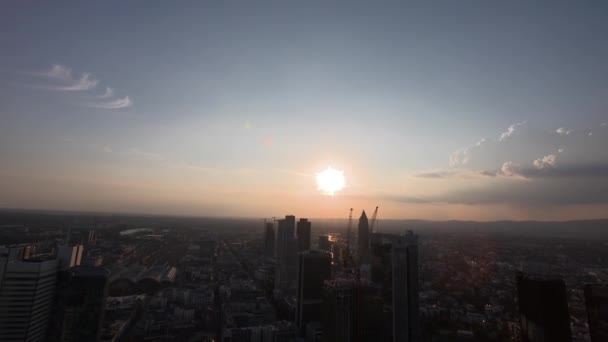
<box><xmin>2</xmin><ymin>2</ymin><xmax>608</xmax><ymax>220</ymax></box>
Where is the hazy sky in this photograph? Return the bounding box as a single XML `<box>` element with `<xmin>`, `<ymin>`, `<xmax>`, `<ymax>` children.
<box><xmin>1</xmin><ymin>1</ymin><xmax>608</xmax><ymax>220</ymax></box>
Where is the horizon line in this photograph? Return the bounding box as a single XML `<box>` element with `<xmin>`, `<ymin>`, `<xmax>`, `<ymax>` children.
<box><xmin>1</xmin><ymin>207</ymin><xmax>607</xmax><ymax>224</ymax></box>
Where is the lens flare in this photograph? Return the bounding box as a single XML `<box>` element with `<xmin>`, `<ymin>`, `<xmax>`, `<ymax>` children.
<box><xmin>316</xmin><ymin>166</ymin><xmax>345</xmax><ymax>196</ymax></box>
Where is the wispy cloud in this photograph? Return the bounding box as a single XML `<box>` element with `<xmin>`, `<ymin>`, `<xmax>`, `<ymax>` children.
<box><xmin>56</xmin><ymin>72</ymin><xmax>98</xmax><ymax>91</ymax></box>
<box><xmin>46</xmin><ymin>64</ymin><xmax>72</xmax><ymax>80</ymax></box>
<box><xmin>44</xmin><ymin>64</ymin><xmax>99</xmax><ymax>91</ymax></box>
<box><xmin>123</xmin><ymin>147</ymin><xmax>165</xmax><ymax>162</ymax></box>
<box><xmin>449</xmin><ymin>137</ymin><xmax>487</xmax><ymax>166</ymax></box>
<box><xmin>499</xmin><ymin>121</ymin><xmax>526</xmax><ymax>142</ymax></box>
<box><xmin>413</xmin><ymin>170</ymin><xmax>492</xmax><ymax>180</ymax></box>
<box><xmin>98</xmin><ymin>87</ymin><xmax>114</xmax><ymax>99</ymax></box>
<box><xmin>172</xmin><ymin>161</ymin><xmax>218</xmax><ymax>173</ymax></box>
<box><xmin>556</xmin><ymin>127</ymin><xmax>573</xmax><ymax>135</ymax></box>
<box><xmin>30</xmin><ymin>64</ymin><xmax>132</xmax><ymax>110</ymax></box>
<box><xmin>99</xmin><ymin>145</ymin><xmax>217</xmax><ymax>173</ymax></box>
<box><xmin>88</xmin><ymin>96</ymin><xmax>132</xmax><ymax>109</ymax></box>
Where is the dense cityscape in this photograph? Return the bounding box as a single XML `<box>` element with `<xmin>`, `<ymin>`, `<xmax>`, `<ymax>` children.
<box><xmin>3</xmin><ymin>2</ymin><xmax>608</xmax><ymax>341</ymax></box>
<box><xmin>0</xmin><ymin>210</ymin><xmax>607</xmax><ymax>341</ymax></box>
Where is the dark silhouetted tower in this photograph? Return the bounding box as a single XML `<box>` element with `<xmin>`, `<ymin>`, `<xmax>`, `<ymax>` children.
<box><xmin>275</xmin><ymin>216</ymin><xmax>297</xmax><ymax>295</ymax></box>
<box><xmin>358</xmin><ymin>211</ymin><xmax>369</xmax><ymax>264</ymax></box>
<box><xmin>369</xmin><ymin>232</ymin><xmax>420</xmax><ymax>342</ymax></box>
<box><xmin>321</xmin><ymin>278</ymin><xmax>384</xmax><ymax>342</ymax></box>
<box><xmin>318</xmin><ymin>235</ymin><xmax>331</xmax><ymax>252</ymax></box>
<box><xmin>297</xmin><ymin>218</ymin><xmax>312</xmax><ymax>252</ymax></box>
<box><xmin>516</xmin><ymin>272</ymin><xmax>572</xmax><ymax>342</ymax></box>
<box><xmin>264</xmin><ymin>222</ymin><xmax>275</xmax><ymax>259</ymax></box>
<box><xmin>584</xmin><ymin>284</ymin><xmax>608</xmax><ymax>342</ymax></box>
<box><xmin>321</xmin><ymin>279</ymin><xmax>354</xmax><ymax>342</ymax></box>
<box><xmin>296</xmin><ymin>250</ymin><xmax>331</xmax><ymax>333</ymax></box>
<box><xmin>392</xmin><ymin>232</ymin><xmax>420</xmax><ymax>342</ymax></box>
<box><xmin>58</xmin><ymin>266</ymin><xmax>109</xmax><ymax>342</ymax></box>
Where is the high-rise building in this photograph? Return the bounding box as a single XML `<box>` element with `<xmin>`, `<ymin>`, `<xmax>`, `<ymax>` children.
<box><xmin>369</xmin><ymin>232</ymin><xmax>420</xmax><ymax>342</ymax></box>
<box><xmin>276</xmin><ymin>216</ymin><xmax>295</xmax><ymax>260</ymax></box>
<box><xmin>584</xmin><ymin>284</ymin><xmax>608</xmax><ymax>342</ymax></box>
<box><xmin>392</xmin><ymin>232</ymin><xmax>420</xmax><ymax>342</ymax></box>
<box><xmin>516</xmin><ymin>272</ymin><xmax>572</xmax><ymax>342</ymax></box>
<box><xmin>296</xmin><ymin>218</ymin><xmax>312</xmax><ymax>252</ymax></box>
<box><xmin>296</xmin><ymin>250</ymin><xmax>332</xmax><ymax>332</ymax></box>
<box><xmin>57</xmin><ymin>244</ymin><xmax>84</xmax><ymax>271</ymax></box>
<box><xmin>57</xmin><ymin>266</ymin><xmax>109</xmax><ymax>342</ymax></box>
<box><xmin>322</xmin><ymin>279</ymin><xmax>354</xmax><ymax>342</ymax></box>
<box><xmin>321</xmin><ymin>278</ymin><xmax>384</xmax><ymax>342</ymax></box>
<box><xmin>264</xmin><ymin>222</ymin><xmax>275</xmax><ymax>259</ymax></box>
<box><xmin>0</xmin><ymin>246</ymin><xmax>58</xmax><ymax>341</ymax></box>
<box><xmin>318</xmin><ymin>235</ymin><xmax>331</xmax><ymax>252</ymax></box>
<box><xmin>275</xmin><ymin>216</ymin><xmax>297</xmax><ymax>296</ymax></box>
<box><xmin>357</xmin><ymin>211</ymin><xmax>369</xmax><ymax>264</ymax></box>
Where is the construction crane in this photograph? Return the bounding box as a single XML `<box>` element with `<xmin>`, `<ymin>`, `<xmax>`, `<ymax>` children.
<box><xmin>343</xmin><ymin>208</ymin><xmax>353</xmax><ymax>269</ymax></box>
<box><xmin>370</xmin><ymin>206</ymin><xmax>379</xmax><ymax>233</ymax></box>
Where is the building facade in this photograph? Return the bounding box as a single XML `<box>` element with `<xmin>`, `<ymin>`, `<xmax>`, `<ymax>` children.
<box><xmin>296</xmin><ymin>250</ymin><xmax>331</xmax><ymax>332</ymax></box>
<box><xmin>0</xmin><ymin>246</ymin><xmax>58</xmax><ymax>341</ymax></box>
<box><xmin>296</xmin><ymin>218</ymin><xmax>311</xmax><ymax>252</ymax></box>
<box><xmin>516</xmin><ymin>272</ymin><xmax>572</xmax><ymax>342</ymax></box>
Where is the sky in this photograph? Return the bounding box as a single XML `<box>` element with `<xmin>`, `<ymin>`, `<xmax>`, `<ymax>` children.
<box><xmin>1</xmin><ymin>1</ymin><xmax>608</xmax><ymax>220</ymax></box>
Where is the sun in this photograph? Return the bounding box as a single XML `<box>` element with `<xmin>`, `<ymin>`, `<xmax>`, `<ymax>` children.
<box><xmin>316</xmin><ymin>166</ymin><xmax>346</xmax><ymax>196</ymax></box>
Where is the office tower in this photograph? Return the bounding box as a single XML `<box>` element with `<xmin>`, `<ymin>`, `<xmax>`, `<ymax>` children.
<box><xmin>321</xmin><ymin>278</ymin><xmax>385</xmax><ymax>342</ymax></box>
<box><xmin>516</xmin><ymin>272</ymin><xmax>572</xmax><ymax>342</ymax></box>
<box><xmin>296</xmin><ymin>218</ymin><xmax>312</xmax><ymax>252</ymax></box>
<box><xmin>275</xmin><ymin>216</ymin><xmax>297</xmax><ymax>295</ymax></box>
<box><xmin>358</xmin><ymin>210</ymin><xmax>369</xmax><ymax>264</ymax></box>
<box><xmin>0</xmin><ymin>246</ymin><xmax>59</xmax><ymax>341</ymax></box>
<box><xmin>392</xmin><ymin>232</ymin><xmax>420</xmax><ymax>342</ymax></box>
<box><xmin>276</xmin><ymin>216</ymin><xmax>295</xmax><ymax>260</ymax></box>
<box><xmin>318</xmin><ymin>235</ymin><xmax>331</xmax><ymax>252</ymax></box>
<box><xmin>369</xmin><ymin>232</ymin><xmax>420</xmax><ymax>342</ymax></box>
<box><xmin>322</xmin><ymin>279</ymin><xmax>354</xmax><ymax>342</ymax></box>
<box><xmin>584</xmin><ymin>284</ymin><xmax>608</xmax><ymax>342</ymax></box>
<box><xmin>57</xmin><ymin>244</ymin><xmax>84</xmax><ymax>271</ymax></box>
<box><xmin>264</xmin><ymin>222</ymin><xmax>275</xmax><ymax>259</ymax></box>
<box><xmin>296</xmin><ymin>251</ymin><xmax>331</xmax><ymax>332</ymax></box>
<box><xmin>58</xmin><ymin>266</ymin><xmax>109</xmax><ymax>342</ymax></box>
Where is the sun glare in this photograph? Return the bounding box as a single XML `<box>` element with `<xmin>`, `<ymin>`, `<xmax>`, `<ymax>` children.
<box><xmin>316</xmin><ymin>166</ymin><xmax>345</xmax><ymax>196</ymax></box>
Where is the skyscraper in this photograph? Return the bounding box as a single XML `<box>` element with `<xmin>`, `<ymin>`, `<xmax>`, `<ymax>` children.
<box><xmin>296</xmin><ymin>218</ymin><xmax>311</xmax><ymax>252</ymax></box>
<box><xmin>57</xmin><ymin>266</ymin><xmax>110</xmax><ymax>342</ymax></box>
<box><xmin>321</xmin><ymin>279</ymin><xmax>354</xmax><ymax>342</ymax></box>
<box><xmin>321</xmin><ymin>278</ymin><xmax>385</xmax><ymax>342</ymax></box>
<box><xmin>264</xmin><ymin>222</ymin><xmax>275</xmax><ymax>259</ymax></box>
<box><xmin>0</xmin><ymin>246</ymin><xmax>58</xmax><ymax>341</ymax></box>
<box><xmin>296</xmin><ymin>250</ymin><xmax>331</xmax><ymax>333</ymax></box>
<box><xmin>276</xmin><ymin>216</ymin><xmax>295</xmax><ymax>260</ymax></box>
<box><xmin>584</xmin><ymin>284</ymin><xmax>608</xmax><ymax>342</ymax></box>
<box><xmin>369</xmin><ymin>232</ymin><xmax>420</xmax><ymax>342</ymax></box>
<box><xmin>516</xmin><ymin>272</ymin><xmax>572</xmax><ymax>342</ymax></box>
<box><xmin>392</xmin><ymin>232</ymin><xmax>420</xmax><ymax>342</ymax></box>
<box><xmin>358</xmin><ymin>210</ymin><xmax>369</xmax><ymax>264</ymax></box>
<box><xmin>275</xmin><ymin>216</ymin><xmax>297</xmax><ymax>296</ymax></box>
<box><xmin>318</xmin><ymin>235</ymin><xmax>331</xmax><ymax>252</ymax></box>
